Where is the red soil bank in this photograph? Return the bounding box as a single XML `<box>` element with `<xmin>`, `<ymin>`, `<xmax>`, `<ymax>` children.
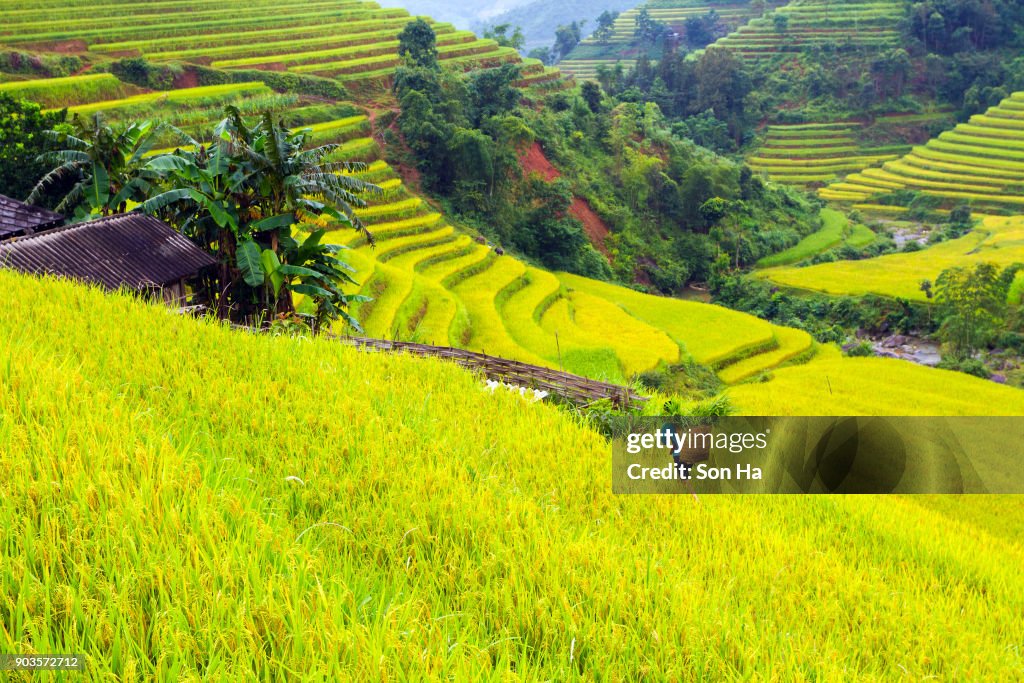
<box><xmin>520</xmin><ymin>142</ymin><xmax>610</xmax><ymax>255</ymax></box>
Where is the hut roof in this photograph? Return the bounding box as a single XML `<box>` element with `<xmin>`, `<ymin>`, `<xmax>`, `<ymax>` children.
<box><xmin>0</xmin><ymin>212</ymin><xmax>216</xmax><ymax>291</ymax></box>
<box><xmin>0</xmin><ymin>193</ymin><xmax>64</xmax><ymax>239</ymax></box>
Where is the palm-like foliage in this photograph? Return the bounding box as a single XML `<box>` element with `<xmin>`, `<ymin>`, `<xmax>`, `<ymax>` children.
<box><xmin>28</xmin><ymin>114</ymin><xmax>162</xmax><ymax>219</ymax></box>
<box><xmin>138</xmin><ymin>107</ymin><xmax>382</xmax><ymax>326</ymax></box>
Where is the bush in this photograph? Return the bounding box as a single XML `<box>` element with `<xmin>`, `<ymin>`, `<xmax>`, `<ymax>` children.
<box><xmin>0</xmin><ymin>51</ymin><xmax>82</xmax><ymax>78</ymax></box>
<box><xmin>844</xmin><ymin>340</ymin><xmax>875</xmax><ymax>357</ymax></box>
<box><xmin>107</xmin><ymin>58</ymin><xmax>348</xmax><ymax>100</ymax></box>
<box><xmin>937</xmin><ymin>357</ymin><xmax>992</xmax><ymax>379</ymax></box>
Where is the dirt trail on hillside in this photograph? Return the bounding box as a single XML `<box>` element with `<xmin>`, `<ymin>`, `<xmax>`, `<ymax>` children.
<box><xmin>520</xmin><ymin>142</ymin><xmax>610</xmax><ymax>255</ymax></box>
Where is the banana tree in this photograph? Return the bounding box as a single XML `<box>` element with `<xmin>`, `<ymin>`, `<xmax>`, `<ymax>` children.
<box><xmin>28</xmin><ymin>114</ymin><xmax>163</xmax><ymax>220</ymax></box>
<box><xmin>139</xmin><ymin>107</ymin><xmax>381</xmax><ymax>324</ymax></box>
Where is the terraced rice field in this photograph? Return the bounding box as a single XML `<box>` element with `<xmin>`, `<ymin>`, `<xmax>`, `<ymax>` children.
<box><xmin>0</xmin><ymin>0</ymin><xmax>565</xmax><ymax>91</ymax></box>
<box><xmin>0</xmin><ymin>73</ymin><xmax>137</xmax><ymax>108</ymax></box>
<box><xmin>560</xmin><ymin>0</ymin><xmax>775</xmax><ymax>80</ymax></box>
<box><xmin>322</xmin><ymin>165</ymin><xmax>1024</xmax><ymax>405</ymax></box>
<box><xmin>756</xmin><ymin>208</ymin><xmax>876</xmax><ymax>267</ymax></box>
<box><xmin>314</xmin><ymin>138</ymin><xmax>824</xmax><ymax>384</ymax></box>
<box><xmin>711</xmin><ymin>0</ymin><xmax>905</xmax><ymax>66</ymax></box>
<box><xmin>747</xmin><ymin>121</ymin><xmax>905</xmax><ymax>187</ymax></box>
<box><xmin>35</xmin><ymin>80</ymin><xmax>371</xmax><ymax>151</ymax></box>
<box><xmin>760</xmin><ymin>214</ymin><xmax>1024</xmax><ymax>300</ymax></box>
<box><xmin>822</xmin><ymin>92</ymin><xmax>1024</xmax><ymax>212</ymax></box>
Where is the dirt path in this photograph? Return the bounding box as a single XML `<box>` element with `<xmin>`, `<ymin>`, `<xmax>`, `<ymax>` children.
<box><xmin>520</xmin><ymin>141</ymin><xmax>611</xmax><ymax>255</ymax></box>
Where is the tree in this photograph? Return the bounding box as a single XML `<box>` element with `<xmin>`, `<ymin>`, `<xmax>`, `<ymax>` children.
<box><xmin>28</xmin><ymin>114</ymin><xmax>163</xmax><ymax>220</ymax></box>
<box><xmin>934</xmin><ymin>262</ymin><xmax>1006</xmax><ymax>359</ymax></box>
<box><xmin>580</xmin><ymin>81</ymin><xmax>603</xmax><ymax>113</ymax></box>
<box><xmin>554</xmin><ymin>21</ymin><xmax>585</xmax><ymax>61</ymax></box>
<box><xmin>634</xmin><ymin>8</ymin><xmax>666</xmax><ymax>46</ymax></box>
<box><xmin>515</xmin><ymin>176</ymin><xmax>587</xmax><ymax>272</ymax></box>
<box><xmin>685</xmin><ymin>10</ymin><xmax>723</xmax><ymax>49</ymax></box>
<box><xmin>138</xmin><ymin>109</ymin><xmax>381</xmax><ymax>326</ymax></box>
<box><xmin>0</xmin><ymin>93</ymin><xmax>66</xmax><ymax>203</ymax></box>
<box><xmin>527</xmin><ymin>47</ymin><xmax>553</xmax><ymax>65</ymax></box>
<box><xmin>398</xmin><ymin>19</ymin><xmax>438</xmax><ymax>70</ymax></box>
<box><xmin>484</xmin><ymin>24</ymin><xmax>525</xmax><ymax>51</ymax></box>
<box><xmin>594</xmin><ymin>11</ymin><xmax>619</xmax><ymax>44</ymax></box>
<box><xmin>694</xmin><ymin>49</ymin><xmax>750</xmax><ymax>144</ymax></box>
<box><xmin>468</xmin><ymin>63</ymin><xmax>522</xmax><ymax>125</ymax></box>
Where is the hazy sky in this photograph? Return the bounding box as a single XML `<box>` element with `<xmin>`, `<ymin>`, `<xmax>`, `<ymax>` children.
<box><xmin>374</xmin><ymin>0</ymin><xmax>535</xmax><ymax>30</ymax></box>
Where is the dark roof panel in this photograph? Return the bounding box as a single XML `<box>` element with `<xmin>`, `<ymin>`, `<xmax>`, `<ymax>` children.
<box><xmin>0</xmin><ymin>212</ymin><xmax>217</xmax><ymax>291</ymax></box>
<box><xmin>0</xmin><ymin>193</ymin><xmax>64</xmax><ymax>238</ymax></box>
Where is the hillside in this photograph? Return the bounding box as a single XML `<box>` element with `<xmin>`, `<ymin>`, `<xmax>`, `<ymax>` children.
<box><xmin>478</xmin><ymin>0</ymin><xmax>638</xmax><ymax>53</ymax></box>
<box><xmin>2</xmin><ymin>28</ymin><xmax>1021</xmax><ymax>404</ymax></box>
<box><xmin>0</xmin><ymin>0</ymin><xmax>565</xmax><ymax>92</ymax></box>
<box><xmin>709</xmin><ymin>0</ymin><xmax>905</xmax><ymax>64</ymax></box>
<box><xmin>560</xmin><ymin>0</ymin><xmax>777</xmax><ymax>79</ymax></box>
<box><xmin>822</xmin><ymin>91</ymin><xmax>1024</xmax><ymax>213</ymax></box>
<box><xmin>3</xmin><ymin>268</ymin><xmax>1024</xmax><ymax>679</ymax></box>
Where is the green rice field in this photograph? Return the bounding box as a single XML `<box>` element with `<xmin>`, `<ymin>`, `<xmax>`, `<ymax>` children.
<box><xmin>710</xmin><ymin>0</ymin><xmax>905</xmax><ymax>66</ymax></box>
<box><xmin>560</xmin><ymin>0</ymin><xmax>777</xmax><ymax>80</ymax></box>
<box><xmin>0</xmin><ymin>0</ymin><xmax>569</xmax><ymax>92</ymax></box>
<box><xmin>747</xmin><ymin>121</ymin><xmax>906</xmax><ymax>188</ymax></box>
<box><xmin>823</xmin><ymin>92</ymin><xmax>1024</xmax><ymax>212</ymax></box>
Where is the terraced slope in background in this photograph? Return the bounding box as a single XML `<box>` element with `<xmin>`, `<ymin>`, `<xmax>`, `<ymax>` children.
<box><xmin>822</xmin><ymin>92</ymin><xmax>1024</xmax><ymax>213</ymax></box>
<box><xmin>560</xmin><ymin>0</ymin><xmax>776</xmax><ymax>80</ymax></box>
<box><xmin>0</xmin><ymin>0</ymin><xmax>571</xmax><ymax>92</ymax></box>
<box><xmin>320</xmin><ymin>140</ymin><xmax>816</xmax><ymax>385</ymax></box>
<box><xmin>747</xmin><ymin>121</ymin><xmax>907</xmax><ymax>187</ymax></box>
<box><xmin>711</xmin><ymin>0</ymin><xmax>904</xmax><ymax>66</ymax></box>
<box><xmin>5</xmin><ymin>9</ymin><xmax>1021</xmax><ymax>407</ymax></box>
<box><xmin>320</xmin><ymin>136</ymin><xmax>1024</xmax><ymax>400</ymax></box>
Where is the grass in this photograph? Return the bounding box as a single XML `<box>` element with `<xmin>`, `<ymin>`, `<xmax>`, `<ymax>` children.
<box><xmin>555</xmin><ymin>290</ymin><xmax>679</xmax><ymax>375</ymax></box>
<box><xmin>748</xmin><ymin>122</ymin><xmax>904</xmax><ymax>188</ymax></box>
<box><xmin>2</xmin><ymin>7</ymin><xmax>409</xmax><ymax>44</ymax></box>
<box><xmin>4</xmin><ymin>269</ymin><xmax>1024</xmax><ymax>679</ymax></box>
<box><xmin>0</xmin><ymin>73</ymin><xmax>133</xmax><ymax>109</ymax></box>
<box><xmin>538</xmin><ymin>297</ymin><xmax>627</xmax><ymax>382</ymax></box>
<box><xmin>449</xmin><ymin>256</ymin><xmax>548</xmax><ymax>364</ymax></box>
<box><xmin>495</xmin><ymin>268</ymin><xmax>564</xmax><ymax>361</ymax></box>
<box><xmin>212</xmin><ymin>32</ymin><xmax>475</xmax><ymax>69</ymax></box>
<box><xmin>758</xmin><ymin>212</ymin><xmax>843</xmax><ymax>266</ymax></box>
<box><xmin>820</xmin><ymin>92</ymin><xmax>1024</xmax><ymax>209</ymax></box>
<box><xmin>354</xmin><ymin>198</ymin><xmax>423</xmax><ymax>222</ymax></box>
<box><xmin>761</xmin><ymin>215</ymin><xmax>1024</xmax><ymax>300</ymax></box>
<box><xmin>99</xmin><ymin>18</ymin><xmax>420</xmax><ymax>55</ymax></box>
<box><xmin>356</xmin><ymin>264</ymin><xmax>414</xmax><ymax>339</ymax></box>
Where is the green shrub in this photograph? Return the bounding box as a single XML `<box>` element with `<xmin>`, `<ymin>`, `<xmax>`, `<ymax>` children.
<box><xmin>937</xmin><ymin>357</ymin><xmax>992</xmax><ymax>379</ymax></box>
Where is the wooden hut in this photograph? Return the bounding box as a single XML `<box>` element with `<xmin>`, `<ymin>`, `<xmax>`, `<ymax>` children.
<box><xmin>0</xmin><ymin>193</ymin><xmax>64</xmax><ymax>239</ymax></box>
<box><xmin>0</xmin><ymin>212</ymin><xmax>216</xmax><ymax>306</ymax></box>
